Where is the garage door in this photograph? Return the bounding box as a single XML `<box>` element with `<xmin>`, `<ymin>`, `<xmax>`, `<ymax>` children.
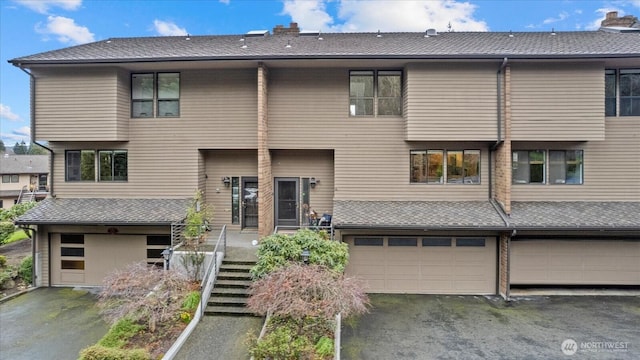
<box><xmin>51</xmin><ymin>233</ymin><xmax>147</xmax><ymax>286</ymax></box>
<box><xmin>344</xmin><ymin>236</ymin><xmax>496</xmax><ymax>294</ymax></box>
<box><xmin>511</xmin><ymin>240</ymin><xmax>640</xmax><ymax>285</ymax></box>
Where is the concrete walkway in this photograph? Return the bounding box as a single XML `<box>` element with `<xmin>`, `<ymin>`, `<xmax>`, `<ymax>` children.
<box><xmin>173</xmin><ymin>230</ymin><xmax>263</xmax><ymax>360</ymax></box>
<box><xmin>0</xmin><ymin>287</ymin><xmax>108</xmax><ymax>360</ymax></box>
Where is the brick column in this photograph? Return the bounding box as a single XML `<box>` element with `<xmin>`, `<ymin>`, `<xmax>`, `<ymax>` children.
<box><xmin>257</xmin><ymin>63</ymin><xmax>274</xmax><ymax>238</ymax></box>
<box><xmin>494</xmin><ymin>64</ymin><xmax>512</xmax><ymax>215</ymax></box>
<box><xmin>498</xmin><ymin>234</ymin><xmax>510</xmax><ymax>299</ymax></box>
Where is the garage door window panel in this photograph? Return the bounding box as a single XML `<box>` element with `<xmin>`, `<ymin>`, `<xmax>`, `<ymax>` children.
<box><xmin>60</xmin><ymin>234</ymin><xmax>85</xmax><ymax>271</ymax></box>
<box><xmin>422</xmin><ymin>237</ymin><xmax>452</xmax><ymax>247</ymax></box>
<box><xmin>388</xmin><ymin>238</ymin><xmax>418</xmax><ymax>246</ymax></box>
<box><xmin>456</xmin><ymin>238</ymin><xmax>486</xmax><ymax>247</ymax></box>
<box><xmin>354</xmin><ymin>237</ymin><xmax>384</xmax><ymax>246</ymax></box>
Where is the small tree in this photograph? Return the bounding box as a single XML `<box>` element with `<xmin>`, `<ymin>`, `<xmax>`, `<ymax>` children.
<box><xmin>182</xmin><ymin>190</ymin><xmax>213</xmax><ymax>243</ymax></box>
<box><xmin>247</xmin><ymin>264</ymin><xmax>369</xmax><ymax>320</ymax></box>
<box><xmin>97</xmin><ymin>262</ymin><xmax>193</xmax><ymax>332</ymax></box>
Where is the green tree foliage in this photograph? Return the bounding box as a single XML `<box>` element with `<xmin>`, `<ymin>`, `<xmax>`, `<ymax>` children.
<box><xmin>13</xmin><ymin>141</ymin><xmax>27</xmax><ymax>154</ymax></box>
<box><xmin>0</xmin><ymin>139</ymin><xmax>5</xmax><ymax>152</ymax></box>
<box><xmin>0</xmin><ymin>202</ymin><xmax>36</xmax><ymax>244</ymax></box>
<box><xmin>27</xmin><ymin>143</ymin><xmax>48</xmax><ymax>155</ymax></box>
<box><xmin>250</xmin><ymin>229</ymin><xmax>349</xmax><ymax>279</ymax></box>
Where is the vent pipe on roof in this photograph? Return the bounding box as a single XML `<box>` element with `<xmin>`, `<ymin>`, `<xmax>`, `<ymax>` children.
<box><xmin>425</xmin><ymin>28</ymin><xmax>438</xmax><ymax>37</ymax></box>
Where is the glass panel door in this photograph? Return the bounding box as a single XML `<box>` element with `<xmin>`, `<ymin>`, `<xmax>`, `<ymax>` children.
<box><xmin>275</xmin><ymin>178</ymin><xmax>299</xmax><ymax>226</ymax></box>
<box><xmin>242</xmin><ymin>177</ymin><xmax>258</xmax><ymax>228</ymax></box>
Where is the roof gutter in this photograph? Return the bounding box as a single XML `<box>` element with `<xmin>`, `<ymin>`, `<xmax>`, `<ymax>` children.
<box><xmin>17</xmin><ymin>65</ymin><xmax>54</xmax><ymax>197</ymax></box>
<box><xmin>332</xmin><ymin>224</ymin><xmax>508</xmax><ymax>232</ymax></box>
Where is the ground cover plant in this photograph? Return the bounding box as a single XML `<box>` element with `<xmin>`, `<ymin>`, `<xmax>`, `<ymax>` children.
<box><xmin>248</xmin><ymin>230</ymin><xmax>368</xmax><ymax>359</ymax></box>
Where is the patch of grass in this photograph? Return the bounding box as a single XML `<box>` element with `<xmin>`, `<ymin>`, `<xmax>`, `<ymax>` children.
<box><xmin>98</xmin><ymin>318</ymin><xmax>146</xmax><ymax>349</ymax></box>
<box><xmin>4</xmin><ymin>230</ymin><xmax>29</xmax><ymax>244</ymax></box>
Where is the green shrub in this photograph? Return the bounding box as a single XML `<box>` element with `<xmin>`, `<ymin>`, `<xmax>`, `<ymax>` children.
<box><xmin>0</xmin><ymin>268</ymin><xmax>16</xmax><ymax>289</ymax></box>
<box><xmin>0</xmin><ymin>202</ymin><xmax>37</xmax><ymax>222</ymax></box>
<box><xmin>79</xmin><ymin>344</ymin><xmax>151</xmax><ymax>360</ymax></box>
<box><xmin>315</xmin><ymin>336</ymin><xmax>334</xmax><ymax>358</ymax></box>
<box><xmin>181</xmin><ymin>291</ymin><xmax>200</xmax><ymax>311</ymax></box>
<box><xmin>18</xmin><ymin>256</ymin><xmax>32</xmax><ymax>284</ymax></box>
<box><xmin>4</xmin><ymin>229</ymin><xmax>29</xmax><ymax>244</ymax></box>
<box><xmin>0</xmin><ymin>222</ymin><xmax>16</xmax><ymax>245</ymax></box>
<box><xmin>251</xmin><ymin>229</ymin><xmax>349</xmax><ymax>279</ymax></box>
<box><xmin>98</xmin><ymin>318</ymin><xmax>146</xmax><ymax>349</ymax></box>
<box><xmin>0</xmin><ymin>255</ymin><xmax>6</xmax><ymax>268</ymax></box>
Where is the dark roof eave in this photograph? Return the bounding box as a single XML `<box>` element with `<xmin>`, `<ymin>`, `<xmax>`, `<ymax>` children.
<box><xmin>15</xmin><ymin>220</ymin><xmax>178</xmax><ymax>226</ymax></box>
<box><xmin>333</xmin><ymin>223</ymin><xmax>508</xmax><ymax>231</ymax></box>
<box><xmin>10</xmin><ymin>53</ymin><xmax>640</xmax><ymax>66</ymax></box>
<box><xmin>513</xmin><ymin>226</ymin><xmax>640</xmax><ymax>232</ymax></box>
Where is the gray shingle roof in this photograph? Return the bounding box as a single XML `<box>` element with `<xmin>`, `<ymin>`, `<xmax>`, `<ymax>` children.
<box><xmin>15</xmin><ymin>198</ymin><xmax>190</xmax><ymax>225</ymax></box>
<box><xmin>508</xmin><ymin>202</ymin><xmax>640</xmax><ymax>230</ymax></box>
<box><xmin>333</xmin><ymin>200</ymin><xmax>507</xmax><ymax>230</ymax></box>
<box><xmin>0</xmin><ymin>155</ymin><xmax>49</xmax><ymax>174</ymax></box>
<box><xmin>9</xmin><ymin>30</ymin><xmax>640</xmax><ymax>65</ymax></box>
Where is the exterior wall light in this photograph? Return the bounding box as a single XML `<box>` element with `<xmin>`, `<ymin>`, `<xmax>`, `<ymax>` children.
<box><xmin>161</xmin><ymin>247</ymin><xmax>173</xmax><ymax>270</ymax></box>
<box><xmin>310</xmin><ymin>177</ymin><xmax>318</xmax><ymax>188</ymax></box>
<box><xmin>222</xmin><ymin>176</ymin><xmax>231</xmax><ymax>187</ymax></box>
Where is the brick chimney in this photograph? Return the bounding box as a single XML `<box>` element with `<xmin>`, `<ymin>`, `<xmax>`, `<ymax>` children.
<box><xmin>273</xmin><ymin>22</ymin><xmax>300</xmax><ymax>35</ymax></box>
<box><xmin>601</xmin><ymin>11</ymin><xmax>639</xmax><ymax>27</ymax></box>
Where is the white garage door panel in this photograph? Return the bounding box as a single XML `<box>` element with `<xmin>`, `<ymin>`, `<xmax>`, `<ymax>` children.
<box><xmin>345</xmin><ymin>237</ymin><xmax>496</xmax><ymax>295</ymax></box>
<box><xmin>511</xmin><ymin>240</ymin><xmax>640</xmax><ymax>285</ymax></box>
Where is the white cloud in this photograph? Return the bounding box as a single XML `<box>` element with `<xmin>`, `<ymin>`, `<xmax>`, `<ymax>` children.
<box><xmin>0</xmin><ymin>104</ymin><xmax>21</xmax><ymax>122</ymax></box>
<box><xmin>219</xmin><ymin>0</ymin><xmax>230</xmax><ymax>4</ymax></box>
<box><xmin>14</xmin><ymin>0</ymin><xmax>82</xmax><ymax>14</ymax></box>
<box><xmin>153</xmin><ymin>19</ymin><xmax>188</xmax><ymax>36</ymax></box>
<box><xmin>543</xmin><ymin>11</ymin><xmax>569</xmax><ymax>24</ymax></box>
<box><xmin>36</xmin><ymin>15</ymin><xmax>95</xmax><ymax>44</ymax></box>
<box><xmin>1</xmin><ymin>126</ymin><xmax>31</xmax><ymax>144</ymax></box>
<box><xmin>13</xmin><ymin>126</ymin><xmax>31</xmax><ymax>138</ymax></box>
<box><xmin>282</xmin><ymin>0</ymin><xmax>488</xmax><ymax>33</ymax></box>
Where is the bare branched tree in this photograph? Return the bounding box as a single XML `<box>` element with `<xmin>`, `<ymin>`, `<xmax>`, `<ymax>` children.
<box><xmin>247</xmin><ymin>263</ymin><xmax>369</xmax><ymax>320</ymax></box>
<box><xmin>97</xmin><ymin>262</ymin><xmax>193</xmax><ymax>332</ymax></box>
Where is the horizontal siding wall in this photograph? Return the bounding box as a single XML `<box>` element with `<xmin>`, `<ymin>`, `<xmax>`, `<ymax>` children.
<box><xmin>268</xmin><ymin>68</ymin><xmax>350</xmax><ymax>147</ymax></box>
<box><xmin>33</xmin><ymin>68</ymin><xmax>126</xmax><ymax>141</ymax></box>
<box><xmin>180</xmin><ymin>69</ymin><xmax>258</xmax><ymax>148</ymax></box>
<box><xmin>272</xmin><ymin>150</ymin><xmax>335</xmax><ymax>217</ymax></box>
<box><xmin>405</xmin><ymin>63</ymin><xmax>498</xmax><ymax>141</ymax></box>
<box><xmin>203</xmin><ymin>150</ymin><xmax>258</xmax><ymax>228</ymax></box>
<box><xmin>336</xmin><ymin>141</ymin><xmax>490</xmax><ymax>201</ymax></box>
<box><xmin>511</xmin><ymin>116</ymin><xmax>640</xmax><ymax>200</ymax></box>
<box><xmin>510</xmin><ymin>63</ymin><xmax>605</xmax><ymax>141</ymax></box>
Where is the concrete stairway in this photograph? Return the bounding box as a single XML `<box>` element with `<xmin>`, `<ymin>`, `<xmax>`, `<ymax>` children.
<box><xmin>205</xmin><ymin>260</ymin><xmax>258</xmax><ymax>317</ymax></box>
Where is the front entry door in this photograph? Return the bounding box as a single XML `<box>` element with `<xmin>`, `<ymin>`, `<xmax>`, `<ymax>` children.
<box><xmin>242</xmin><ymin>177</ymin><xmax>258</xmax><ymax>228</ymax></box>
<box><xmin>275</xmin><ymin>178</ymin><xmax>299</xmax><ymax>226</ymax></box>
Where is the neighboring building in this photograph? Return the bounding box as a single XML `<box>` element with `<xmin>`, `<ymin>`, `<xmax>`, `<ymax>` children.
<box><xmin>0</xmin><ymin>154</ymin><xmax>49</xmax><ymax>209</ymax></box>
<box><xmin>10</xmin><ymin>23</ymin><xmax>640</xmax><ymax>296</ymax></box>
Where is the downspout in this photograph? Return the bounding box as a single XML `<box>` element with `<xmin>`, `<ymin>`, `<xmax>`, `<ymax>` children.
<box><xmin>489</xmin><ymin>57</ymin><xmax>509</xmax><ymax>200</ymax></box>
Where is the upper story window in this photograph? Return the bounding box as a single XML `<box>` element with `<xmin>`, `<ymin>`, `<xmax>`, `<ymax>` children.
<box><xmin>605</xmin><ymin>70</ymin><xmax>616</xmax><ymax>116</ymax></box>
<box><xmin>349</xmin><ymin>70</ymin><xmax>402</xmax><ymax>116</ymax></box>
<box><xmin>2</xmin><ymin>175</ymin><xmax>19</xmax><ymax>183</ymax></box>
<box><xmin>410</xmin><ymin>149</ymin><xmax>480</xmax><ymax>184</ymax></box>
<box><xmin>605</xmin><ymin>69</ymin><xmax>640</xmax><ymax>116</ymax></box>
<box><xmin>620</xmin><ymin>69</ymin><xmax>640</xmax><ymax>116</ymax></box>
<box><xmin>512</xmin><ymin>150</ymin><xmax>545</xmax><ymax>184</ymax></box>
<box><xmin>66</xmin><ymin>150</ymin><xmax>128</xmax><ymax>182</ymax></box>
<box><xmin>131</xmin><ymin>73</ymin><xmax>180</xmax><ymax>118</ymax></box>
<box><xmin>513</xmin><ymin>150</ymin><xmax>583</xmax><ymax>185</ymax></box>
<box><xmin>549</xmin><ymin>150</ymin><xmax>583</xmax><ymax>184</ymax></box>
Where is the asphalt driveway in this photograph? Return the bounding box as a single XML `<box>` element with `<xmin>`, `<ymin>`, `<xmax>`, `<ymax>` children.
<box><xmin>341</xmin><ymin>294</ymin><xmax>640</xmax><ymax>360</ymax></box>
<box><xmin>0</xmin><ymin>288</ymin><xmax>108</xmax><ymax>360</ymax></box>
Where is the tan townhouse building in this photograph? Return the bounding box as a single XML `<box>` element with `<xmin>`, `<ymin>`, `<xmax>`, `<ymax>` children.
<box><xmin>10</xmin><ymin>23</ymin><xmax>640</xmax><ymax>297</ymax></box>
<box><xmin>0</xmin><ymin>154</ymin><xmax>49</xmax><ymax>209</ymax></box>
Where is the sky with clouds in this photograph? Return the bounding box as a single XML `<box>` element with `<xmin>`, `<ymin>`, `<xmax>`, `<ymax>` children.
<box><xmin>1</xmin><ymin>0</ymin><xmax>640</xmax><ymax>146</ymax></box>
